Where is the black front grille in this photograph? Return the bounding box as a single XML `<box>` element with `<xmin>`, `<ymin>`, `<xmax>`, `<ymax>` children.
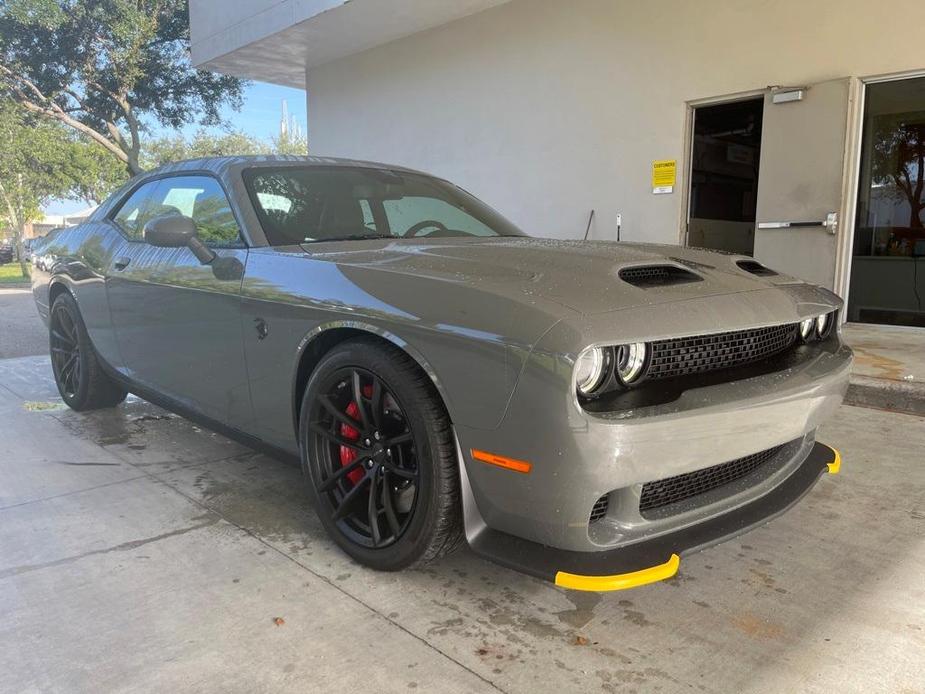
<box><xmin>589</xmin><ymin>495</ymin><xmax>609</xmax><ymax>523</ymax></box>
<box><xmin>639</xmin><ymin>444</ymin><xmax>785</xmax><ymax>516</ymax></box>
<box><xmin>647</xmin><ymin>323</ymin><xmax>798</xmax><ymax>380</ymax></box>
<box><xmin>618</xmin><ymin>265</ymin><xmax>702</xmax><ymax>287</ymax></box>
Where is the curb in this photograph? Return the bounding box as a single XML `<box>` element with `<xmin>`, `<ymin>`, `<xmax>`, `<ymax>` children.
<box><xmin>846</xmin><ymin>375</ymin><xmax>925</xmax><ymax>417</ymax></box>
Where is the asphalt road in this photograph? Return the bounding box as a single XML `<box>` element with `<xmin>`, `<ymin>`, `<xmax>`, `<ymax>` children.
<box><xmin>0</xmin><ymin>288</ymin><xmax>47</xmax><ymax>359</ymax></box>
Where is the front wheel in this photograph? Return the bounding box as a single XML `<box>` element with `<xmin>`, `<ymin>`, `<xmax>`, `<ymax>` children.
<box><xmin>299</xmin><ymin>338</ymin><xmax>463</xmax><ymax>571</ymax></box>
<box><xmin>49</xmin><ymin>292</ymin><xmax>127</xmax><ymax>411</ymax></box>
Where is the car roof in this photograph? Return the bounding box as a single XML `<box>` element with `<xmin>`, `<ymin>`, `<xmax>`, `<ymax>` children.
<box><xmin>145</xmin><ymin>155</ymin><xmax>430</xmax><ymax>178</ymax></box>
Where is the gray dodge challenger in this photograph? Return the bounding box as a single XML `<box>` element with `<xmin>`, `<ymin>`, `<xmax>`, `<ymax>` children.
<box><xmin>31</xmin><ymin>156</ymin><xmax>850</xmax><ymax>591</ymax></box>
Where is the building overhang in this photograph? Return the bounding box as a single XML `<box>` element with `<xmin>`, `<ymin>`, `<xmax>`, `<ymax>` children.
<box><xmin>190</xmin><ymin>0</ymin><xmax>512</xmax><ymax>88</ymax></box>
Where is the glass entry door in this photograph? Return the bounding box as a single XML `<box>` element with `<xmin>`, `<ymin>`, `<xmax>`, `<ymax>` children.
<box><xmin>849</xmin><ymin>76</ymin><xmax>925</xmax><ymax>327</ymax></box>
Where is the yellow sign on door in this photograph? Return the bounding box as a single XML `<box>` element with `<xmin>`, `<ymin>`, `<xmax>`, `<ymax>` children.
<box><xmin>652</xmin><ymin>159</ymin><xmax>676</xmax><ymax>194</ymax></box>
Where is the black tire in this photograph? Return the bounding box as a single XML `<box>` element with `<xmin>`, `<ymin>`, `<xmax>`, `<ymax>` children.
<box><xmin>299</xmin><ymin>337</ymin><xmax>463</xmax><ymax>571</ymax></box>
<box><xmin>49</xmin><ymin>292</ymin><xmax>128</xmax><ymax>411</ymax></box>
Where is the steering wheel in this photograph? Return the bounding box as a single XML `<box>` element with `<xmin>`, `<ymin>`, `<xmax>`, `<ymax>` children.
<box><xmin>404</xmin><ymin>219</ymin><xmax>449</xmax><ymax>238</ymax></box>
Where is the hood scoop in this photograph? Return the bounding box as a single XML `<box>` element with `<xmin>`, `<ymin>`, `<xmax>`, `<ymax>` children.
<box><xmin>737</xmin><ymin>259</ymin><xmax>778</xmax><ymax>277</ymax></box>
<box><xmin>618</xmin><ymin>265</ymin><xmax>702</xmax><ymax>288</ymax></box>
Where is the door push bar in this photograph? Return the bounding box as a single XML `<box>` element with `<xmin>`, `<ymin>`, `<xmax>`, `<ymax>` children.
<box><xmin>757</xmin><ymin>212</ymin><xmax>838</xmax><ymax>235</ymax></box>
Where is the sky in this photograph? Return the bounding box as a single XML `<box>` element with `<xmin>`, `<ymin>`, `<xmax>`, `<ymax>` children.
<box><xmin>44</xmin><ymin>81</ymin><xmax>308</xmax><ymax>216</ymax></box>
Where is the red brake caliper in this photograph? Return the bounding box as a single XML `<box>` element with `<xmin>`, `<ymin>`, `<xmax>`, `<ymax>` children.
<box><xmin>339</xmin><ymin>385</ymin><xmax>373</xmax><ymax>486</ymax></box>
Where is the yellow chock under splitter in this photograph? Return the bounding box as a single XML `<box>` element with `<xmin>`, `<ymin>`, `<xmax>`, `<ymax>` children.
<box><xmin>826</xmin><ymin>446</ymin><xmax>842</xmax><ymax>475</ymax></box>
<box><xmin>554</xmin><ymin>553</ymin><xmax>680</xmax><ymax>592</ymax></box>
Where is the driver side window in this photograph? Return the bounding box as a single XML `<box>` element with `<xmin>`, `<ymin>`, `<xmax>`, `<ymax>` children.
<box><xmin>382</xmin><ymin>197</ymin><xmax>496</xmax><ymax>237</ymax></box>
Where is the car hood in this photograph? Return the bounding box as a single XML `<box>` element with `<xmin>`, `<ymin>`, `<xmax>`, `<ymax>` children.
<box><xmin>302</xmin><ymin>236</ymin><xmax>804</xmax><ymax>316</ymax></box>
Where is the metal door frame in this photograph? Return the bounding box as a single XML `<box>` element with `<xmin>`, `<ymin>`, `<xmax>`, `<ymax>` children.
<box><xmin>680</xmin><ymin>89</ymin><xmax>767</xmax><ymax>249</ymax></box>
<box><xmin>841</xmin><ymin>68</ymin><xmax>925</xmax><ymax>325</ymax></box>
<box><xmin>683</xmin><ymin>72</ymin><xmax>925</xmax><ymax>313</ymax></box>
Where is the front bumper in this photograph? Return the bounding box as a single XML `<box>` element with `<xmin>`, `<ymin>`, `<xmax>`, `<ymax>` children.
<box><xmin>466</xmin><ymin>442</ymin><xmax>840</xmax><ymax>591</ymax></box>
<box><xmin>456</xmin><ymin>341</ymin><xmax>851</xmax><ymax>552</ymax></box>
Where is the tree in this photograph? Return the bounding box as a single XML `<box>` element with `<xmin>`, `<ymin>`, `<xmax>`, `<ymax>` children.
<box><xmin>272</xmin><ymin>131</ymin><xmax>309</xmax><ymax>156</ymax></box>
<box><xmin>0</xmin><ymin>100</ymin><xmax>117</xmax><ymax>275</ymax></box>
<box><xmin>66</xmin><ymin>134</ymin><xmax>128</xmax><ymax>204</ymax></box>
<box><xmin>141</xmin><ymin>128</ymin><xmax>309</xmax><ymax>169</ymax></box>
<box><xmin>871</xmin><ymin>115</ymin><xmax>925</xmax><ymax>228</ymax></box>
<box><xmin>141</xmin><ymin>129</ymin><xmax>270</xmax><ymax>169</ymax></box>
<box><xmin>0</xmin><ymin>0</ymin><xmax>246</xmax><ymax>175</ymax></box>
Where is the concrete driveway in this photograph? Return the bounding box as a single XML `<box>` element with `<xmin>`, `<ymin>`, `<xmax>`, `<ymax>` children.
<box><xmin>1</xmin><ymin>327</ymin><xmax>924</xmax><ymax>691</ymax></box>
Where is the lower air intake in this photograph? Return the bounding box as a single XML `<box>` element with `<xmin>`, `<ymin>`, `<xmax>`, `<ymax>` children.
<box><xmin>639</xmin><ymin>444</ymin><xmax>786</xmax><ymax>517</ymax></box>
<box><xmin>589</xmin><ymin>494</ymin><xmax>609</xmax><ymax>523</ymax></box>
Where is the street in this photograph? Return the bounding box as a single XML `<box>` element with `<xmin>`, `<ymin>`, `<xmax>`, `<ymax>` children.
<box><xmin>1</xmin><ymin>296</ymin><xmax>923</xmax><ymax>693</ymax></box>
<box><xmin>0</xmin><ymin>287</ymin><xmax>47</xmax><ymax>359</ymax></box>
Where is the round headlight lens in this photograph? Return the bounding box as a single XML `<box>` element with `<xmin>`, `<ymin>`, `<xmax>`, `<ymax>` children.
<box><xmin>799</xmin><ymin>318</ymin><xmax>815</xmax><ymax>341</ymax></box>
<box><xmin>816</xmin><ymin>312</ymin><xmax>830</xmax><ymax>338</ymax></box>
<box><xmin>616</xmin><ymin>342</ymin><xmax>648</xmax><ymax>384</ymax></box>
<box><xmin>575</xmin><ymin>347</ymin><xmax>609</xmax><ymax>396</ymax></box>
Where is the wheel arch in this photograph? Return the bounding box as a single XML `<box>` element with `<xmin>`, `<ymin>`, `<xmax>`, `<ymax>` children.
<box><xmin>291</xmin><ymin>321</ymin><xmax>454</xmax><ymax>437</ymax></box>
<box><xmin>47</xmin><ymin>279</ymin><xmax>73</xmax><ymax>308</ymax></box>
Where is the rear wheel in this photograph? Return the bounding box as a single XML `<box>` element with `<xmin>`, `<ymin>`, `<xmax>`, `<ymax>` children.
<box><xmin>49</xmin><ymin>292</ymin><xmax>127</xmax><ymax>411</ymax></box>
<box><xmin>299</xmin><ymin>338</ymin><xmax>462</xmax><ymax>570</ymax></box>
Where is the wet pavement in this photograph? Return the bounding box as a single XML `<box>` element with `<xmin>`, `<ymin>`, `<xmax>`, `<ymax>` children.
<box><xmin>843</xmin><ymin>323</ymin><xmax>925</xmax><ymax>416</ymax></box>
<box><xmin>1</xmin><ymin>355</ymin><xmax>923</xmax><ymax>693</ymax></box>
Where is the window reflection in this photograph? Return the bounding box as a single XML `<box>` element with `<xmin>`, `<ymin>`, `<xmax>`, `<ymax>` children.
<box><xmin>850</xmin><ymin>77</ymin><xmax>925</xmax><ymax>327</ymax></box>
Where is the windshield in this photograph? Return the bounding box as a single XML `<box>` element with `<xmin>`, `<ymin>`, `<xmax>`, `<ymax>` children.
<box><xmin>244</xmin><ymin>166</ymin><xmax>526</xmax><ymax>245</ymax></box>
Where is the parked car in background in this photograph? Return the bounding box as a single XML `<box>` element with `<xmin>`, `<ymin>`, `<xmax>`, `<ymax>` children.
<box><xmin>0</xmin><ymin>242</ymin><xmax>13</xmax><ymax>264</ymax></box>
<box><xmin>22</xmin><ymin>238</ymin><xmax>33</xmax><ymax>262</ymax></box>
<box><xmin>30</xmin><ymin>156</ymin><xmax>851</xmax><ymax>591</ymax></box>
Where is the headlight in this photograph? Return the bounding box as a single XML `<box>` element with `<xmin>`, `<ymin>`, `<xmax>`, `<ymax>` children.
<box><xmin>615</xmin><ymin>342</ymin><xmax>648</xmax><ymax>384</ymax></box>
<box><xmin>816</xmin><ymin>312</ymin><xmax>832</xmax><ymax>338</ymax></box>
<box><xmin>575</xmin><ymin>347</ymin><xmax>609</xmax><ymax>396</ymax></box>
<box><xmin>799</xmin><ymin>318</ymin><xmax>815</xmax><ymax>341</ymax></box>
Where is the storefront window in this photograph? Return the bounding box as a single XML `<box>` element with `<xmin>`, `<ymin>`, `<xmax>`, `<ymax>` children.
<box><xmin>850</xmin><ymin>77</ymin><xmax>925</xmax><ymax>327</ymax></box>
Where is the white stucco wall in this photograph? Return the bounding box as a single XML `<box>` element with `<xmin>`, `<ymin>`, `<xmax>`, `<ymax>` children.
<box><xmin>305</xmin><ymin>0</ymin><xmax>925</xmax><ymax>242</ymax></box>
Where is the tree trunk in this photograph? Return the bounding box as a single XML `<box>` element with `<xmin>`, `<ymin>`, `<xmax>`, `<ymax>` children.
<box><xmin>15</xmin><ymin>224</ymin><xmax>29</xmax><ymax>279</ymax></box>
<box><xmin>125</xmin><ymin>149</ymin><xmax>142</xmax><ymax>176</ymax></box>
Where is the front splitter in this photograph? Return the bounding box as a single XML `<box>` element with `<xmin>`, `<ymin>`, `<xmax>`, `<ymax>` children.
<box><xmin>466</xmin><ymin>442</ymin><xmax>840</xmax><ymax>591</ymax></box>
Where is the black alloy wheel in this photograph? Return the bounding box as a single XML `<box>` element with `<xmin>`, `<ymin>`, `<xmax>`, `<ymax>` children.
<box><xmin>300</xmin><ymin>338</ymin><xmax>462</xmax><ymax>570</ymax></box>
<box><xmin>50</xmin><ymin>301</ymin><xmax>81</xmax><ymax>399</ymax></box>
<box><xmin>308</xmin><ymin>367</ymin><xmax>419</xmax><ymax>549</ymax></box>
<box><xmin>48</xmin><ymin>292</ymin><xmax>127</xmax><ymax>411</ymax></box>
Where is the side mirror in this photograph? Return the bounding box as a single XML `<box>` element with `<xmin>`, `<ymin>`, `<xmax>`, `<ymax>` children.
<box><xmin>144</xmin><ymin>214</ymin><xmax>196</xmax><ymax>247</ymax></box>
<box><xmin>142</xmin><ymin>214</ymin><xmax>215</xmax><ymax>265</ymax></box>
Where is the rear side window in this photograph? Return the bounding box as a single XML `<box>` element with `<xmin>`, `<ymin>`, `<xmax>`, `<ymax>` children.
<box><xmin>112</xmin><ymin>181</ymin><xmax>160</xmax><ymax>239</ymax></box>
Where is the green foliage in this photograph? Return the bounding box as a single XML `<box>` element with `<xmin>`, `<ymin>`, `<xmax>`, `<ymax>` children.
<box><xmin>141</xmin><ymin>129</ymin><xmax>309</xmax><ymax>169</ymax></box>
<box><xmin>0</xmin><ymin>99</ymin><xmax>124</xmax><ymax>273</ymax></box>
<box><xmin>65</xmin><ymin>138</ymin><xmax>128</xmax><ymax>204</ymax></box>
<box><xmin>141</xmin><ymin>130</ymin><xmax>271</xmax><ymax>169</ymax></box>
<box><xmin>0</xmin><ymin>99</ymin><xmax>78</xmax><ymax>218</ymax></box>
<box><xmin>272</xmin><ymin>132</ymin><xmax>309</xmax><ymax>156</ymax></box>
<box><xmin>0</xmin><ymin>0</ymin><xmax>246</xmax><ymax>174</ymax></box>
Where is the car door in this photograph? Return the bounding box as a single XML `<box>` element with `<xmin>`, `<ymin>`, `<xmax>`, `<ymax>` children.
<box><xmin>105</xmin><ymin>174</ymin><xmax>252</xmax><ymax>429</ymax></box>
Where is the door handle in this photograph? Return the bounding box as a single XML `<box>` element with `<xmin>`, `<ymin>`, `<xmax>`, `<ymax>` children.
<box><xmin>757</xmin><ymin>212</ymin><xmax>838</xmax><ymax>235</ymax></box>
<box><xmin>113</xmin><ymin>257</ymin><xmax>131</xmax><ymax>271</ymax></box>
